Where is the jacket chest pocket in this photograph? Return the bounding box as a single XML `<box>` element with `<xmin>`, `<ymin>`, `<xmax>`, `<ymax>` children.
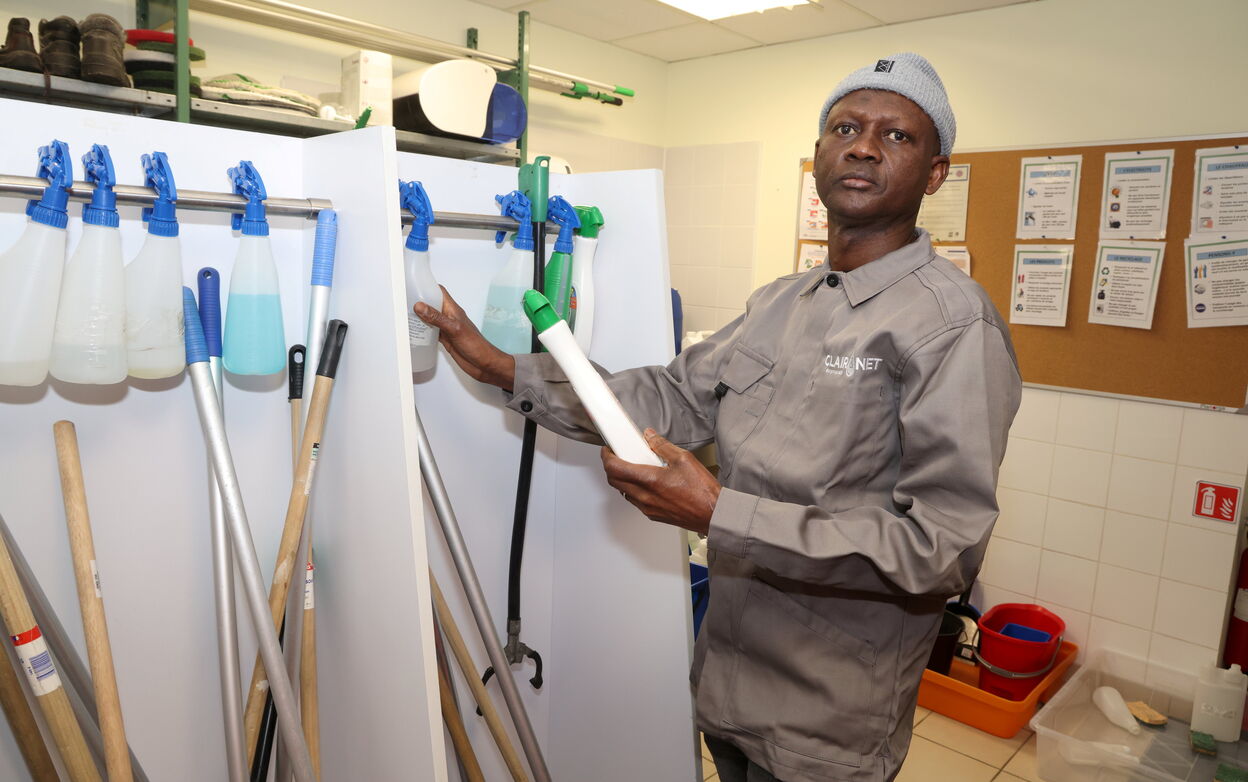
<box><xmin>797</xmin><ymin>375</ymin><xmax>893</xmax><ymax>481</ymax></box>
<box><xmin>715</xmin><ymin>345</ymin><xmax>775</xmax><ymax>473</ymax></box>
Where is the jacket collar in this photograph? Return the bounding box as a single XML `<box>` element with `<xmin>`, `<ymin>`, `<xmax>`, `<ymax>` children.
<box><xmin>800</xmin><ymin>228</ymin><xmax>936</xmax><ymax>306</ymax></box>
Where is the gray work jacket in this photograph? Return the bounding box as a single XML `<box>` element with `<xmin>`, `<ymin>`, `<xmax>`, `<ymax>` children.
<box><xmin>507</xmin><ymin>230</ymin><xmax>1021</xmax><ymax>782</ymax></box>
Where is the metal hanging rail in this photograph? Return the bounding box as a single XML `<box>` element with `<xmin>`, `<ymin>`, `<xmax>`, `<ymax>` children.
<box><xmin>186</xmin><ymin>0</ymin><xmax>634</xmax><ymax>100</ymax></box>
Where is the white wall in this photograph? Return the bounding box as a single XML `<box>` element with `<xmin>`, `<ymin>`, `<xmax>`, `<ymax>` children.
<box><xmin>662</xmin><ymin>0</ymin><xmax>1248</xmax><ymax>287</ymax></box>
<box><xmin>974</xmin><ymin>387</ymin><xmax>1248</xmax><ymax>685</ymax></box>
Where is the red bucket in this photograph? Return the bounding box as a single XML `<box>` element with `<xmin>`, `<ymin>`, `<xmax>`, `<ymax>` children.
<box><xmin>975</xmin><ymin>604</ymin><xmax>1065</xmax><ymax>701</ymax></box>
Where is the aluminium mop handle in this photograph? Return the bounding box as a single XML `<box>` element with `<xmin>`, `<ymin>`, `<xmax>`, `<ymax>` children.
<box><xmin>53</xmin><ymin>421</ymin><xmax>133</xmax><ymax>782</ymax></box>
<box><xmin>183</xmin><ymin>289</ymin><xmax>317</xmax><ymax>782</ymax></box>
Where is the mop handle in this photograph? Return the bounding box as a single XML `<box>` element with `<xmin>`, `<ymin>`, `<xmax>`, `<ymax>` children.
<box><xmin>53</xmin><ymin>421</ymin><xmax>133</xmax><ymax>782</ymax></box>
<box><xmin>0</xmin><ymin>620</ymin><xmax>57</xmax><ymax>781</ymax></box>
<box><xmin>183</xmin><ymin>289</ymin><xmax>317</xmax><ymax>782</ymax></box>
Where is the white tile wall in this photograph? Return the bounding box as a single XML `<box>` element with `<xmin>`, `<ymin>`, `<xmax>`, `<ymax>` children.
<box><xmin>663</xmin><ymin>142</ymin><xmax>761</xmax><ymax>335</ymax></box>
<box><xmin>977</xmin><ymin>387</ymin><xmax>1248</xmax><ymax>677</ymax></box>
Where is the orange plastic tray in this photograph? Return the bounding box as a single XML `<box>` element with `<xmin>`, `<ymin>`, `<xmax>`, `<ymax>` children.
<box><xmin>917</xmin><ymin>641</ymin><xmax>1079</xmax><ymax>738</ymax></box>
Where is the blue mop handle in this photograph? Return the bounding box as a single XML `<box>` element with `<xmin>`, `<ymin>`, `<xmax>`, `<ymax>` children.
<box><xmin>310</xmin><ymin>209</ymin><xmax>337</xmax><ymax>287</ymax></box>
<box><xmin>197</xmin><ymin>268</ymin><xmax>223</xmax><ymax>358</ymax></box>
<box><xmin>183</xmin><ymin>287</ymin><xmax>208</xmax><ymax>365</ymax></box>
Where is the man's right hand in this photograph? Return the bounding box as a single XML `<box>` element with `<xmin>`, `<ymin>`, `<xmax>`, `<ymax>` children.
<box><xmin>414</xmin><ymin>287</ymin><xmax>516</xmax><ymax>392</ymax></box>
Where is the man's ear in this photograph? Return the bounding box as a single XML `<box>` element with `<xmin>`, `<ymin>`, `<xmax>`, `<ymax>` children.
<box><xmin>925</xmin><ymin>155</ymin><xmax>950</xmax><ymax>196</ymax></box>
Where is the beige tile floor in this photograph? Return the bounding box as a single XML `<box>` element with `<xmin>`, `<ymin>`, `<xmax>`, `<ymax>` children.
<box><xmin>699</xmin><ymin>708</ymin><xmax>1044</xmax><ymax>782</ymax></box>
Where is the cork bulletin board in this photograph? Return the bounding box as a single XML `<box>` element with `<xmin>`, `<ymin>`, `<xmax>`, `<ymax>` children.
<box><xmin>794</xmin><ymin>138</ymin><xmax>1248</xmax><ymax>408</ymax></box>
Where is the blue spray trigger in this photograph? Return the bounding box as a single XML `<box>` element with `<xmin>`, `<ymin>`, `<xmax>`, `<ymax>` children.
<box><xmin>26</xmin><ymin>139</ymin><xmax>73</xmax><ymax>229</ymax></box>
<box><xmin>547</xmin><ymin>196</ymin><xmax>580</xmax><ymax>254</ymax></box>
<box><xmin>81</xmin><ymin>144</ymin><xmax>119</xmax><ymax>228</ymax></box>
<box><xmin>142</xmin><ymin>151</ymin><xmax>179</xmax><ymax>236</ymax></box>
<box><xmin>228</xmin><ymin>160</ymin><xmax>269</xmax><ymax>236</ymax></box>
<box><xmin>494</xmin><ymin>190</ymin><xmax>533</xmax><ymax>251</ymax></box>
<box><xmin>399</xmin><ymin>179</ymin><xmax>435</xmax><ymax>252</ymax></box>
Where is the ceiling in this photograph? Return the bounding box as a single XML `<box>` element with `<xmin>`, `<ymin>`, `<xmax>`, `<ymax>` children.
<box><xmin>471</xmin><ymin>0</ymin><xmax>1039</xmax><ymax>62</ymax></box>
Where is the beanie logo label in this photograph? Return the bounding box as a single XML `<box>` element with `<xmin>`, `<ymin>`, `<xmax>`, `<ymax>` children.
<box><xmin>874</xmin><ymin>59</ymin><xmax>894</xmax><ymax>73</ymax></box>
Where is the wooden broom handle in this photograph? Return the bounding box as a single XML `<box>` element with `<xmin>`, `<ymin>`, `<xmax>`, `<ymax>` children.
<box><xmin>430</xmin><ymin>573</ymin><xmax>529</xmax><ymax>782</ymax></box>
<box><xmin>300</xmin><ymin>547</ymin><xmax>321</xmax><ymax>780</ymax></box>
<box><xmin>440</xmin><ymin>664</ymin><xmax>485</xmax><ymax>782</ymax></box>
<box><xmin>0</xmin><ymin>638</ymin><xmax>57</xmax><ymax>781</ymax></box>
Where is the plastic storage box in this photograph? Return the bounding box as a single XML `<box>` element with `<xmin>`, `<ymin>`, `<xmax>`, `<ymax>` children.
<box><xmin>1030</xmin><ymin>649</ymin><xmax>1248</xmax><ymax>781</ymax></box>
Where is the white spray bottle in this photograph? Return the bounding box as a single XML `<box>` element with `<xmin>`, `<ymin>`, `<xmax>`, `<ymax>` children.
<box><xmin>0</xmin><ymin>140</ymin><xmax>73</xmax><ymax>386</ymax></box>
<box><xmin>569</xmin><ymin>205</ymin><xmax>603</xmax><ymax>355</ymax></box>
<box><xmin>125</xmin><ymin>151</ymin><xmax>186</xmax><ymax>378</ymax></box>
<box><xmin>481</xmin><ymin>190</ymin><xmax>536</xmax><ymax>355</ymax></box>
<box><xmin>50</xmin><ymin>143</ymin><xmax>128</xmax><ymax>384</ymax></box>
<box><xmin>222</xmin><ymin>161</ymin><xmax>285</xmax><ymax>375</ymax></box>
<box><xmin>400</xmin><ymin>180</ymin><xmax>441</xmax><ymax>373</ymax></box>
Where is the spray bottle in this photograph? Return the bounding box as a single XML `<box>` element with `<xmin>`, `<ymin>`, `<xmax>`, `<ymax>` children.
<box><xmin>542</xmin><ymin>196</ymin><xmax>580</xmax><ymax>323</ymax></box>
<box><xmin>400</xmin><ymin>180</ymin><xmax>441</xmax><ymax>373</ymax></box>
<box><xmin>0</xmin><ymin>140</ymin><xmax>73</xmax><ymax>386</ymax></box>
<box><xmin>523</xmin><ymin>290</ymin><xmax>662</xmax><ymax>467</ymax></box>
<box><xmin>50</xmin><ymin>143</ymin><xmax>128</xmax><ymax>384</ymax></box>
<box><xmin>481</xmin><ymin>191</ymin><xmax>535</xmax><ymax>355</ymax></box>
<box><xmin>222</xmin><ymin>161</ymin><xmax>285</xmax><ymax>375</ymax></box>
<box><xmin>569</xmin><ymin>206</ymin><xmax>604</xmax><ymax>355</ymax></box>
<box><xmin>125</xmin><ymin>151</ymin><xmax>186</xmax><ymax>378</ymax></box>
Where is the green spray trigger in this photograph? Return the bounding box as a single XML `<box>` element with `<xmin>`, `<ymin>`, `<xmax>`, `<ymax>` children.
<box><xmin>399</xmin><ymin>179</ymin><xmax>435</xmax><ymax>251</ymax></box>
<box><xmin>573</xmin><ymin>206</ymin><xmax>604</xmax><ymax>239</ymax></box>
<box><xmin>518</xmin><ymin>156</ymin><xmax>550</xmax><ymax>222</ymax></box>
<box><xmin>547</xmin><ymin>196</ymin><xmax>579</xmax><ymax>254</ymax></box>
<box><xmin>495</xmin><ymin>190</ymin><xmax>534</xmax><ymax>250</ymax></box>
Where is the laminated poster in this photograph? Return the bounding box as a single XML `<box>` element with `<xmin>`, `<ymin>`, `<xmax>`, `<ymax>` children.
<box><xmin>1184</xmin><ymin>236</ymin><xmax>1248</xmax><ymax>328</ymax></box>
<box><xmin>1010</xmin><ymin>245</ymin><xmax>1074</xmax><ymax>327</ymax></box>
<box><xmin>1017</xmin><ymin>156</ymin><xmax>1083</xmax><ymax>240</ymax></box>
<box><xmin>798</xmin><ymin>171</ymin><xmax>827</xmax><ymax>241</ymax></box>
<box><xmin>933</xmin><ymin>245</ymin><xmax>971</xmax><ymax>276</ymax></box>
<box><xmin>917</xmin><ymin>163</ymin><xmax>970</xmax><ymax>242</ymax></box>
<box><xmin>1087</xmin><ymin>241</ymin><xmax>1164</xmax><ymax>330</ymax></box>
<box><xmin>1099</xmin><ymin>150</ymin><xmax>1175</xmax><ymax>240</ymax></box>
<box><xmin>796</xmin><ymin>242</ymin><xmax>825</xmax><ymax>271</ymax></box>
<box><xmin>1192</xmin><ymin>146</ymin><xmax>1248</xmax><ymax>235</ymax></box>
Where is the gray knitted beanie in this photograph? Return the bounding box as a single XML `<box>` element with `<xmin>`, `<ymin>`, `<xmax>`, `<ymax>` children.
<box><xmin>817</xmin><ymin>52</ymin><xmax>956</xmax><ymax>156</ymax></box>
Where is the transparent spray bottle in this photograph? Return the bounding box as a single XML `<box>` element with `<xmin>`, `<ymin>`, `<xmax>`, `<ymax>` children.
<box><xmin>542</xmin><ymin>195</ymin><xmax>580</xmax><ymax>323</ymax></box>
<box><xmin>400</xmin><ymin>180</ymin><xmax>442</xmax><ymax>373</ymax></box>
<box><xmin>125</xmin><ymin>151</ymin><xmax>186</xmax><ymax>378</ymax></box>
<box><xmin>51</xmin><ymin>143</ymin><xmax>127</xmax><ymax>384</ymax></box>
<box><xmin>481</xmin><ymin>190</ymin><xmax>535</xmax><ymax>355</ymax></box>
<box><xmin>569</xmin><ymin>206</ymin><xmax>604</xmax><ymax>355</ymax></box>
<box><xmin>222</xmin><ymin>161</ymin><xmax>285</xmax><ymax>375</ymax></box>
<box><xmin>0</xmin><ymin>140</ymin><xmax>73</xmax><ymax>386</ymax></box>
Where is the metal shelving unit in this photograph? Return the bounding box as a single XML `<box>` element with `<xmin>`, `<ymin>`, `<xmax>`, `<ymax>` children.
<box><xmin>0</xmin><ymin>66</ymin><xmax>175</xmax><ymax>116</ymax></box>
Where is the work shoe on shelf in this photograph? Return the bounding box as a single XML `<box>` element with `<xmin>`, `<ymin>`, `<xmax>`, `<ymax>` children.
<box><xmin>38</xmin><ymin>16</ymin><xmax>80</xmax><ymax>78</ymax></box>
<box><xmin>0</xmin><ymin>18</ymin><xmax>43</xmax><ymax>73</ymax></box>
<box><xmin>79</xmin><ymin>13</ymin><xmax>128</xmax><ymax>87</ymax></box>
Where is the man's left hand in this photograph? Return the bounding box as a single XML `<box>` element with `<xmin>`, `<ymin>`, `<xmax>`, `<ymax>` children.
<box><xmin>600</xmin><ymin>429</ymin><xmax>721</xmax><ymax>535</ymax></box>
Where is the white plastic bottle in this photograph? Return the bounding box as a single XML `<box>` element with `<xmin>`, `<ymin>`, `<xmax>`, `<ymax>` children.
<box><xmin>569</xmin><ymin>205</ymin><xmax>603</xmax><ymax>355</ymax></box>
<box><xmin>0</xmin><ymin>140</ymin><xmax>73</xmax><ymax>386</ymax></box>
<box><xmin>51</xmin><ymin>144</ymin><xmax>128</xmax><ymax>384</ymax></box>
<box><xmin>1192</xmin><ymin>663</ymin><xmax>1248</xmax><ymax>741</ymax></box>
<box><xmin>222</xmin><ymin>161</ymin><xmax>285</xmax><ymax>376</ymax></box>
<box><xmin>523</xmin><ymin>290</ymin><xmax>663</xmax><ymax>467</ymax></box>
<box><xmin>125</xmin><ymin>151</ymin><xmax>186</xmax><ymax>378</ymax></box>
<box><xmin>400</xmin><ymin>181</ymin><xmax>442</xmax><ymax>373</ymax></box>
<box><xmin>482</xmin><ymin>191</ymin><xmax>536</xmax><ymax>355</ymax></box>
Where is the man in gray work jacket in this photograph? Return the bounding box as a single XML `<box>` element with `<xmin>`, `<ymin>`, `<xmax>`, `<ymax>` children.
<box><xmin>416</xmin><ymin>52</ymin><xmax>1021</xmax><ymax>782</ymax></box>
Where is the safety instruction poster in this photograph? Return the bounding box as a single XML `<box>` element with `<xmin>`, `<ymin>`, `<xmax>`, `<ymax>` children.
<box><xmin>933</xmin><ymin>245</ymin><xmax>971</xmax><ymax>276</ymax></box>
<box><xmin>1099</xmin><ymin>150</ymin><xmax>1174</xmax><ymax>239</ymax></box>
<box><xmin>1192</xmin><ymin>146</ymin><xmax>1248</xmax><ymax>234</ymax></box>
<box><xmin>1184</xmin><ymin>236</ymin><xmax>1248</xmax><ymax>328</ymax></box>
<box><xmin>798</xmin><ymin>171</ymin><xmax>827</xmax><ymax>240</ymax></box>
<box><xmin>796</xmin><ymin>242</ymin><xmax>825</xmax><ymax>271</ymax></box>
<box><xmin>1017</xmin><ymin>156</ymin><xmax>1083</xmax><ymax>240</ymax></box>
<box><xmin>1087</xmin><ymin>241</ymin><xmax>1164</xmax><ymax>329</ymax></box>
<box><xmin>918</xmin><ymin>163</ymin><xmax>970</xmax><ymax>242</ymax></box>
<box><xmin>1010</xmin><ymin>245</ymin><xmax>1074</xmax><ymax>326</ymax></box>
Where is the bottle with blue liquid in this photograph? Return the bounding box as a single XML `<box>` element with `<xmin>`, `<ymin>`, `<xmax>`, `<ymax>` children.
<box><xmin>482</xmin><ymin>190</ymin><xmax>536</xmax><ymax>355</ymax></box>
<box><xmin>222</xmin><ymin>161</ymin><xmax>285</xmax><ymax>375</ymax></box>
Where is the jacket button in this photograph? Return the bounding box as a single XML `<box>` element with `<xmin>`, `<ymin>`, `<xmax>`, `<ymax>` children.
<box><xmin>826</xmin><ymin>273</ymin><xmax>840</xmax><ymax>288</ymax></box>
<box><xmin>520</xmin><ymin>400</ymin><xmax>534</xmax><ymax>413</ymax></box>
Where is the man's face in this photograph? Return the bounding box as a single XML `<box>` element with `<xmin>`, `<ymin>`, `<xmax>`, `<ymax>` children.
<box><xmin>813</xmin><ymin>89</ymin><xmax>949</xmax><ymax>226</ymax></box>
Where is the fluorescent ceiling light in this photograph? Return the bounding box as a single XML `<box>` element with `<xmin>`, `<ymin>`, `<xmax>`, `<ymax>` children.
<box><xmin>659</xmin><ymin>0</ymin><xmax>817</xmax><ymax>21</ymax></box>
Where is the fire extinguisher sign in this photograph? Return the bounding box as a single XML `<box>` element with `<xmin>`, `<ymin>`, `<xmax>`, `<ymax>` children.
<box><xmin>1193</xmin><ymin>481</ymin><xmax>1242</xmax><ymax>523</ymax></box>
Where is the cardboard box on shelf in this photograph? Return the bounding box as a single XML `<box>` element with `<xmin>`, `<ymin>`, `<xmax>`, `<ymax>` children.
<box><xmin>341</xmin><ymin>50</ymin><xmax>392</xmax><ymax>126</ymax></box>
